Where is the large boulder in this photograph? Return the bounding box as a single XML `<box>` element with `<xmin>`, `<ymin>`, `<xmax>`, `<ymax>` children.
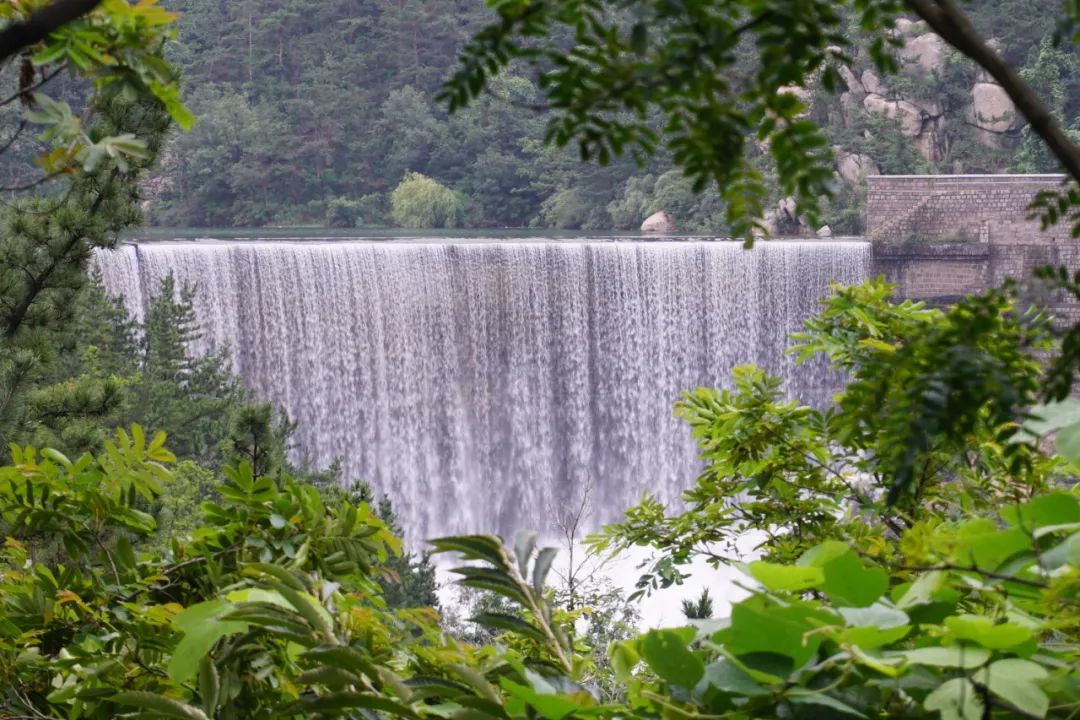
<box><xmin>838</xmin><ymin>65</ymin><xmax>863</xmax><ymax>95</ymax></box>
<box><xmin>641</xmin><ymin>211</ymin><xmax>676</xmax><ymax>234</ymax></box>
<box><xmin>836</xmin><ymin>150</ymin><xmax>880</xmax><ymax>185</ymax></box>
<box><xmin>864</xmin><ymin>94</ymin><xmax>925</xmax><ymax>136</ymax></box>
<box><xmin>861</xmin><ymin>69</ymin><xmax>887</xmax><ymax>96</ymax></box>
<box><xmin>893</xmin><ymin>17</ymin><xmax>927</xmax><ymax>37</ymax></box>
<box><xmin>900</xmin><ymin>33</ymin><xmax>948</xmax><ymax>77</ymax></box>
<box><xmin>968</xmin><ymin>82</ymin><xmax>1018</xmax><ymax>133</ymax></box>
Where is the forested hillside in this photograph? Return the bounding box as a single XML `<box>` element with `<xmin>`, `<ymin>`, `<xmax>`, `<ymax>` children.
<box><xmin>148</xmin><ymin>1</ymin><xmax>1079</xmax><ymax>232</ymax></box>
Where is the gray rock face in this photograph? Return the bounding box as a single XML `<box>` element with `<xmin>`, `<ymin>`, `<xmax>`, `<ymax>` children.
<box><xmin>641</xmin><ymin>211</ymin><xmax>676</xmax><ymax>234</ymax></box>
<box><xmin>900</xmin><ymin>33</ymin><xmax>947</xmax><ymax>77</ymax></box>
<box><xmin>893</xmin><ymin>17</ymin><xmax>927</xmax><ymax>37</ymax></box>
<box><xmin>915</xmin><ymin>116</ymin><xmax>946</xmax><ymax>162</ymax></box>
<box><xmin>861</xmin><ymin>69</ymin><xmax>887</xmax><ymax>96</ymax></box>
<box><xmin>836</xmin><ymin>151</ymin><xmax>880</xmax><ymax>185</ymax></box>
<box><xmin>864</xmin><ymin>94</ymin><xmax>925</xmax><ymax>137</ymax></box>
<box><xmin>838</xmin><ymin>65</ymin><xmax>863</xmax><ymax>95</ymax></box>
<box><xmin>969</xmin><ymin>82</ymin><xmax>1018</xmax><ymax>133</ymax></box>
<box><xmin>816</xmin><ymin>225</ymin><xmax>833</xmax><ymax>238</ymax></box>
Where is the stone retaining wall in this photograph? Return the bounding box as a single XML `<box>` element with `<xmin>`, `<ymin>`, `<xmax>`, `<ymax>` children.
<box><xmin>866</xmin><ymin>174</ymin><xmax>1080</xmax><ymax>304</ymax></box>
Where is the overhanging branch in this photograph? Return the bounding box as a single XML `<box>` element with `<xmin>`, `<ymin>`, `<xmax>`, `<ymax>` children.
<box><xmin>904</xmin><ymin>0</ymin><xmax>1080</xmax><ymax>184</ymax></box>
<box><xmin>0</xmin><ymin>0</ymin><xmax>102</xmax><ymax>63</ymax></box>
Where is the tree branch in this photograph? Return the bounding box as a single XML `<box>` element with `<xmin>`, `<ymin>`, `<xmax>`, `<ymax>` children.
<box><xmin>894</xmin><ymin>562</ymin><xmax>1047</xmax><ymax>589</ymax></box>
<box><xmin>904</xmin><ymin>0</ymin><xmax>1080</xmax><ymax>184</ymax></box>
<box><xmin>0</xmin><ymin>66</ymin><xmax>62</xmax><ymax>108</ymax></box>
<box><xmin>0</xmin><ymin>0</ymin><xmax>102</xmax><ymax>63</ymax></box>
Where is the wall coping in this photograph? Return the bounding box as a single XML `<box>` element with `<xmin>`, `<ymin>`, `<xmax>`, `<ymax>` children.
<box><xmin>867</xmin><ymin>174</ymin><xmax>1066</xmax><ymax>183</ymax></box>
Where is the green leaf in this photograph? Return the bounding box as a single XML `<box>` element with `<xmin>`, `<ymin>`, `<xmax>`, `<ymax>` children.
<box><xmin>797</xmin><ymin>540</ymin><xmax>850</xmax><ymax>568</ymax></box>
<box><xmin>640</xmin><ymin>628</ymin><xmax>705</xmax><ymax>688</ymax></box>
<box><xmin>276</xmin><ymin>692</ymin><xmax>418</xmax><ymax>719</ymax></box>
<box><xmin>924</xmin><ymin>678</ymin><xmax>984</xmax><ymax>720</ymax></box>
<box><xmin>838</xmin><ymin>604</ymin><xmax>909</xmax><ymax>629</ymax></box>
<box><xmin>609</xmin><ymin>639</ymin><xmax>640</xmax><ymax>683</ymax></box>
<box><xmin>724</xmin><ymin>596</ymin><xmax>827</xmax><ymax>668</ymax></box>
<box><xmin>168</xmin><ymin>601</ymin><xmax>248</xmax><ymax>683</ymax></box>
<box><xmin>900</xmin><ymin>645</ymin><xmax>990</xmax><ymax>669</ymax></box>
<box><xmin>895</xmin><ymin>571</ymin><xmax>946</xmax><ymax>609</ymax></box>
<box><xmin>1055</xmin><ymin>420</ymin><xmax>1080</xmax><ymax>462</ymax></box>
<box><xmin>788</xmin><ymin>692</ymin><xmax>867</xmax><ymax>718</ymax></box>
<box><xmin>532</xmin><ymin>546</ymin><xmax>557</xmax><ymax>595</ymax></box>
<box><xmin>113</xmin><ymin>691</ymin><xmax>210</xmax><ymax>720</ymax></box>
<box><xmin>821</xmin><ymin>551</ymin><xmax>888</xmax><ymax>608</ymax></box>
<box><xmin>452</xmin><ymin>566</ymin><xmax>530</xmax><ymax>606</ymax></box>
<box><xmin>198</xmin><ymin>657</ymin><xmax>220</xmax><ymax>714</ymax></box>
<box><xmin>748</xmin><ymin>561</ymin><xmax>823</xmax><ymax>592</ymax></box>
<box><xmin>1001</xmin><ymin>492</ymin><xmax>1080</xmax><ymax>530</ymax></box>
<box><xmin>837</xmin><ymin>604</ymin><xmax>910</xmax><ymax>649</ymax></box>
<box><xmin>699</xmin><ymin>659</ymin><xmax>768</xmax><ymax>696</ymax></box>
<box><xmin>500</xmin><ymin>678</ymin><xmax>580</xmax><ymax>720</ymax></box>
<box><xmin>429</xmin><ymin>534</ymin><xmax>507</xmax><ymax>566</ymax></box>
<box><xmin>301</xmin><ymin>645</ymin><xmax>379</xmax><ymax>683</ymax></box>
<box><xmin>954</xmin><ymin>520</ymin><xmax>1030</xmax><ymax>570</ymax></box>
<box><xmin>944</xmin><ymin>615</ymin><xmax>1034</xmax><ymax>650</ymax></box>
<box><xmin>973</xmin><ymin>659</ymin><xmax>1049</xmax><ymax>718</ymax></box>
<box><xmin>514</xmin><ymin>530</ymin><xmax>537</xmax><ymax>575</ymax></box>
<box><xmin>471</xmin><ymin>612</ymin><xmax>547</xmax><ymax>643</ymax></box>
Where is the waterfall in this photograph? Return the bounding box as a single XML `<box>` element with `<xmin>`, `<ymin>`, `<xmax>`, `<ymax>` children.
<box><xmin>96</xmin><ymin>239</ymin><xmax>869</xmax><ymax>541</ymax></box>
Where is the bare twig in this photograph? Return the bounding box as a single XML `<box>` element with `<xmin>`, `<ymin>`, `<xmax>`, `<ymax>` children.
<box><xmin>0</xmin><ymin>171</ymin><xmax>63</xmax><ymax>193</ymax></box>
<box><xmin>0</xmin><ymin>120</ymin><xmax>27</xmax><ymax>155</ymax></box>
<box><xmin>0</xmin><ymin>66</ymin><xmax>63</xmax><ymax>107</ymax></box>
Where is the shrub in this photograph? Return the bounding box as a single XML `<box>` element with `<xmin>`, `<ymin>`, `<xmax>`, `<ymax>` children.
<box><xmin>324</xmin><ymin>196</ymin><xmax>364</xmax><ymax>228</ymax></box>
<box><xmin>390</xmin><ymin>172</ymin><xmax>462</xmax><ymax>228</ymax></box>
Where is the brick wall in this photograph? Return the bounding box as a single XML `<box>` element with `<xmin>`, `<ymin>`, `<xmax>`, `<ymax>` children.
<box><xmin>866</xmin><ymin>175</ymin><xmax>1080</xmax><ymax>304</ymax></box>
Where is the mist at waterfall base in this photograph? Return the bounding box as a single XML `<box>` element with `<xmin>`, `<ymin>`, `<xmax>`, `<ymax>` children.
<box><xmin>98</xmin><ymin>237</ymin><xmax>869</xmax><ymax>625</ymax></box>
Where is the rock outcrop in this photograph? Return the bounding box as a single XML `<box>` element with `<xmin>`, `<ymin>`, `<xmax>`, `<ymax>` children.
<box><xmin>641</xmin><ymin>211</ymin><xmax>676</xmax><ymax>234</ymax></box>
<box><xmin>824</xmin><ymin>21</ymin><xmax>1024</xmax><ymax>172</ymax></box>
<box><xmin>899</xmin><ymin>33</ymin><xmax>947</xmax><ymax>78</ymax></box>
<box><xmin>768</xmin><ymin>19</ymin><xmax>1026</xmax><ymax>186</ymax></box>
<box><xmin>836</xmin><ymin>150</ymin><xmax>880</xmax><ymax>185</ymax></box>
<box><xmin>969</xmin><ymin>82</ymin><xmax>1018</xmax><ymax>133</ymax></box>
<box><xmin>760</xmin><ymin>197</ymin><xmax>811</xmax><ymax>236</ymax></box>
<box><xmin>864</xmin><ymin>94</ymin><xmax>925</xmax><ymax>137</ymax></box>
<box><xmin>861</xmin><ymin>69</ymin><xmax>886</xmax><ymax>96</ymax></box>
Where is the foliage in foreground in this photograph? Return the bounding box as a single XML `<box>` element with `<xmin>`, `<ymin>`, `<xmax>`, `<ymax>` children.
<box><xmin>1</xmin><ymin>280</ymin><xmax>1079</xmax><ymax>719</ymax></box>
<box><xmin>0</xmin><ymin>430</ymin><xmax>1076</xmax><ymax>719</ymax></box>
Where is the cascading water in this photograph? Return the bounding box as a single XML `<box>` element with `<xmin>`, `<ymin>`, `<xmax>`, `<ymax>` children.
<box><xmin>96</xmin><ymin>239</ymin><xmax>869</xmax><ymax>541</ymax></box>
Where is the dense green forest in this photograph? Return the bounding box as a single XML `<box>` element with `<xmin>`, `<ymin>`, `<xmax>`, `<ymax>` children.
<box><xmin>142</xmin><ymin>0</ymin><xmax>1080</xmax><ymax>233</ymax></box>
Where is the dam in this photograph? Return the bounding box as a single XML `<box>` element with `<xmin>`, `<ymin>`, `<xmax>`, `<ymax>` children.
<box><xmin>95</xmin><ymin>175</ymin><xmax>1073</xmax><ymax>540</ymax></box>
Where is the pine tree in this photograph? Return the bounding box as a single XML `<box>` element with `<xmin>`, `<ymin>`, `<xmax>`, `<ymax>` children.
<box><xmin>681</xmin><ymin>588</ymin><xmax>714</xmax><ymax>620</ymax></box>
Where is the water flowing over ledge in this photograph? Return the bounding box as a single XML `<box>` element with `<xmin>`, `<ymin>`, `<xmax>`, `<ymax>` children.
<box><xmin>96</xmin><ymin>239</ymin><xmax>870</xmax><ymax>541</ymax></box>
